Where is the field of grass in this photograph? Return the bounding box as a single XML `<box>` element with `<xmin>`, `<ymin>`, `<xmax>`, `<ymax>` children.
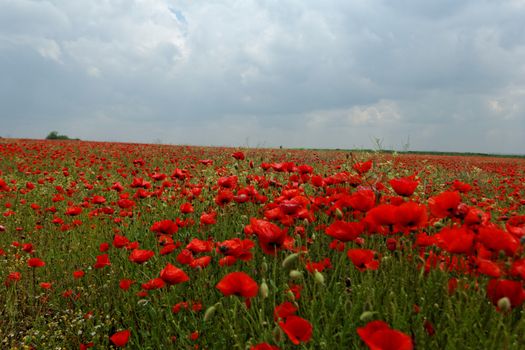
<box><xmin>1</xmin><ymin>140</ymin><xmax>524</xmax><ymax>349</ymax></box>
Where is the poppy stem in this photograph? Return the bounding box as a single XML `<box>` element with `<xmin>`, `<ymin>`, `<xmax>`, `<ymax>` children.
<box><xmin>32</xmin><ymin>268</ymin><xmax>36</xmax><ymax>310</ymax></box>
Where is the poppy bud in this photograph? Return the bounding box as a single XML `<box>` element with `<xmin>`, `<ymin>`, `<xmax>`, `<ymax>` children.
<box><xmin>273</xmin><ymin>325</ymin><xmax>284</xmax><ymax>343</ymax></box>
<box><xmin>335</xmin><ymin>208</ymin><xmax>343</xmax><ymax>219</ymax></box>
<box><xmin>260</xmin><ymin>280</ymin><xmax>269</xmax><ymax>299</ymax></box>
<box><xmin>497</xmin><ymin>297</ymin><xmax>511</xmax><ymax>312</ymax></box>
<box><xmin>359</xmin><ymin>311</ymin><xmax>377</xmax><ymax>322</ymax></box>
<box><xmin>282</xmin><ymin>253</ymin><xmax>300</xmax><ymax>269</ymax></box>
<box><xmin>261</xmin><ymin>261</ymin><xmax>268</xmax><ymax>273</ymax></box>
<box><xmin>286</xmin><ymin>290</ymin><xmax>296</xmax><ymax>301</ymax></box>
<box><xmin>314</xmin><ymin>271</ymin><xmax>325</xmax><ymax>285</ymax></box>
<box><xmin>386</xmin><ymin>238</ymin><xmax>397</xmax><ymax>251</ymax></box>
<box><xmin>204</xmin><ymin>303</ymin><xmax>220</xmax><ymax>322</ymax></box>
<box><xmin>289</xmin><ymin>270</ymin><xmax>303</xmax><ymax>281</ymax></box>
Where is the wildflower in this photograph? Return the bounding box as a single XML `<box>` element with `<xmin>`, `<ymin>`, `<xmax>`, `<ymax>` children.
<box><xmin>278</xmin><ymin>316</ymin><xmax>313</xmax><ymax>345</ymax></box>
<box><xmin>347</xmin><ymin>249</ymin><xmax>380</xmax><ymax>271</ymax></box>
<box><xmin>216</xmin><ymin>272</ymin><xmax>258</xmax><ymax>298</ymax></box>
<box><xmin>357</xmin><ymin>320</ymin><xmax>413</xmax><ymax>350</ymax></box>
<box><xmin>110</xmin><ymin>330</ymin><xmax>131</xmax><ymax>347</ymax></box>
<box><xmin>28</xmin><ymin>257</ymin><xmax>45</xmax><ymax>268</ymax></box>
<box><xmin>159</xmin><ymin>263</ymin><xmax>189</xmax><ymax>285</ymax></box>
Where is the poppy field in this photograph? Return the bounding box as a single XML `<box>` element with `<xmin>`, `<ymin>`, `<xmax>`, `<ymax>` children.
<box><xmin>1</xmin><ymin>139</ymin><xmax>524</xmax><ymax>349</ymax></box>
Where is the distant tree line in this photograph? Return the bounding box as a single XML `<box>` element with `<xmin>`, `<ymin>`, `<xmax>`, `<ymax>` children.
<box><xmin>46</xmin><ymin>131</ymin><xmax>79</xmax><ymax>140</ymax></box>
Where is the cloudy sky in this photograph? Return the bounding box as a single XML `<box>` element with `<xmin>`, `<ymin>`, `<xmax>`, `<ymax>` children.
<box><xmin>1</xmin><ymin>0</ymin><xmax>524</xmax><ymax>153</ymax></box>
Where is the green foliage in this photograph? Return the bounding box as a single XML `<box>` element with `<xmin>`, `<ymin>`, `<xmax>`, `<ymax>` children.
<box><xmin>46</xmin><ymin>131</ymin><xmax>72</xmax><ymax>140</ymax></box>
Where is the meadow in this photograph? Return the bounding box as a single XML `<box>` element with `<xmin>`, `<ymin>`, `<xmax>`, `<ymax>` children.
<box><xmin>0</xmin><ymin>139</ymin><xmax>524</xmax><ymax>349</ymax></box>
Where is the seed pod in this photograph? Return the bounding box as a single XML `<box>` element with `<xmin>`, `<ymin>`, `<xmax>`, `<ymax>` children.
<box><xmin>497</xmin><ymin>297</ymin><xmax>511</xmax><ymax>312</ymax></box>
<box><xmin>204</xmin><ymin>302</ymin><xmax>221</xmax><ymax>322</ymax></box>
<box><xmin>289</xmin><ymin>270</ymin><xmax>303</xmax><ymax>281</ymax></box>
<box><xmin>203</xmin><ymin>305</ymin><xmax>216</xmax><ymax>322</ymax></box>
<box><xmin>261</xmin><ymin>261</ymin><xmax>268</xmax><ymax>274</ymax></box>
<box><xmin>260</xmin><ymin>280</ymin><xmax>269</xmax><ymax>299</ymax></box>
<box><xmin>282</xmin><ymin>253</ymin><xmax>300</xmax><ymax>269</ymax></box>
<box><xmin>273</xmin><ymin>325</ymin><xmax>284</xmax><ymax>343</ymax></box>
<box><xmin>359</xmin><ymin>311</ymin><xmax>377</xmax><ymax>322</ymax></box>
<box><xmin>314</xmin><ymin>271</ymin><xmax>325</xmax><ymax>285</ymax></box>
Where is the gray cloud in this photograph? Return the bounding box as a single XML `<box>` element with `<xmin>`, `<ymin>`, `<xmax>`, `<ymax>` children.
<box><xmin>0</xmin><ymin>0</ymin><xmax>524</xmax><ymax>153</ymax></box>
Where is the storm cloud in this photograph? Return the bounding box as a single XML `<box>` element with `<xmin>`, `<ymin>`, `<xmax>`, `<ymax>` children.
<box><xmin>1</xmin><ymin>0</ymin><xmax>524</xmax><ymax>153</ymax></box>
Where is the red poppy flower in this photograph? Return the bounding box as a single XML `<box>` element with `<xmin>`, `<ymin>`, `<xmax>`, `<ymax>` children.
<box><xmin>65</xmin><ymin>206</ymin><xmax>82</xmax><ymax>216</ymax></box>
<box><xmin>189</xmin><ymin>331</ymin><xmax>199</xmax><ymax>341</ymax></box>
<box><xmin>232</xmin><ymin>151</ymin><xmax>245</xmax><ymax>160</ymax></box>
<box><xmin>172</xmin><ymin>301</ymin><xmax>189</xmax><ymax>314</ymax></box>
<box><xmin>247</xmin><ymin>218</ymin><xmax>291</xmax><ymax>255</ymax></box>
<box><xmin>218</xmin><ymin>175</ymin><xmax>238</xmax><ymax>189</ymax></box>
<box><xmin>40</xmin><ymin>282</ymin><xmax>52</xmax><ymax>289</ymax></box>
<box><xmin>186</xmin><ymin>238</ymin><xmax>213</xmax><ymax>253</ymax></box>
<box><xmin>160</xmin><ymin>243</ymin><xmax>177</xmax><ymax>255</ymax></box>
<box><xmin>510</xmin><ymin>259</ymin><xmax>525</xmax><ymax>280</ymax></box>
<box><xmin>274</xmin><ymin>301</ymin><xmax>298</xmax><ymax>321</ymax></box>
<box><xmin>347</xmin><ymin>189</ymin><xmax>376</xmax><ymax>212</ymax></box>
<box><xmin>366</xmin><ymin>204</ymin><xmax>397</xmax><ymax>227</ymax></box>
<box><xmin>150</xmin><ymin>220</ymin><xmax>178</xmax><ymax>235</ymax></box>
<box><xmin>200</xmin><ymin>211</ymin><xmax>217</xmax><ymax>225</ymax></box>
<box><xmin>389</xmin><ymin>176</ymin><xmax>418</xmax><ymax>197</ymax></box>
<box><xmin>353</xmin><ymin>160</ymin><xmax>373</xmax><ymax>175</ymax></box>
<box><xmin>180</xmin><ymin>202</ymin><xmax>194</xmax><ymax>214</ymax></box>
<box><xmin>216</xmin><ymin>272</ymin><xmax>258</xmax><ymax>298</ymax></box>
<box><xmin>93</xmin><ymin>254</ymin><xmax>111</xmax><ymax>269</ymax></box>
<box><xmin>452</xmin><ymin>180</ymin><xmax>472</xmax><ymax>193</ymax></box>
<box><xmin>73</xmin><ymin>270</ymin><xmax>85</xmax><ymax>279</ymax></box>
<box><xmin>141</xmin><ymin>277</ymin><xmax>165</xmax><ymax>290</ymax></box>
<box><xmin>325</xmin><ymin>220</ymin><xmax>364</xmax><ymax>242</ymax></box>
<box><xmin>176</xmin><ymin>249</ymin><xmax>194</xmax><ymax>265</ymax></box>
<box><xmin>278</xmin><ymin>315</ymin><xmax>313</xmax><ymax>345</ymax></box>
<box><xmin>92</xmin><ymin>195</ymin><xmax>106</xmax><ymax>204</ymax></box>
<box><xmin>0</xmin><ymin>178</ymin><xmax>11</xmax><ymax>192</ymax></box>
<box><xmin>22</xmin><ymin>243</ymin><xmax>34</xmax><ymax>253</ymax></box>
<box><xmin>305</xmin><ymin>257</ymin><xmax>332</xmax><ymax>274</ymax></box>
<box><xmin>28</xmin><ymin>257</ymin><xmax>45</xmax><ymax>268</ymax></box>
<box><xmin>7</xmin><ymin>271</ymin><xmax>21</xmax><ymax>283</ymax></box>
<box><xmin>428</xmin><ymin>191</ymin><xmax>461</xmax><ymax>218</ymax></box>
<box><xmin>357</xmin><ymin>320</ymin><xmax>413</xmax><ymax>350</ymax></box>
<box><xmin>129</xmin><ymin>249</ymin><xmax>155</xmax><ymax>264</ymax></box>
<box><xmin>215</xmin><ymin>189</ymin><xmax>234</xmax><ymax>206</ymax></box>
<box><xmin>130</xmin><ymin>177</ymin><xmax>151</xmax><ymax>189</ymax></box>
<box><xmin>506</xmin><ymin>215</ymin><xmax>525</xmax><ymax>239</ymax></box>
<box><xmin>219</xmin><ymin>256</ymin><xmax>237</xmax><ymax>266</ymax></box>
<box><xmin>159</xmin><ymin>263</ymin><xmax>189</xmax><ymax>285</ymax></box>
<box><xmin>189</xmin><ymin>256</ymin><xmax>212</xmax><ymax>269</ymax></box>
<box><xmin>119</xmin><ymin>279</ymin><xmax>135</xmax><ymax>290</ymax></box>
<box><xmin>486</xmin><ymin>279</ymin><xmax>525</xmax><ymax>309</ymax></box>
<box><xmin>477</xmin><ymin>225</ymin><xmax>519</xmax><ymax>257</ymax></box>
<box><xmin>117</xmin><ymin>198</ymin><xmax>135</xmax><ymax>209</ymax></box>
<box><xmin>473</xmin><ymin>257</ymin><xmax>501</xmax><ymax>278</ymax></box>
<box><xmin>110</xmin><ymin>329</ymin><xmax>131</xmax><ymax>347</ymax></box>
<box><xmin>435</xmin><ymin>226</ymin><xmax>474</xmax><ymax>255</ymax></box>
<box><xmin>394</xmin><ymin>202</ymin><xmax>427</xmax><ymax>230</ymax></box>
<box><xmin>217</xmin><ymin>238</ymin><xmax>255</xmax><ymax>261</ymax></box>
<box><xmin>113</xmin><ymin>234</ymin><xmax>130</xmax><ymax>248</ymax></box>
<box><xmin>347</xmin><ymin>249</ymin><xmax>379</xmax><ymax>271</ymax></box>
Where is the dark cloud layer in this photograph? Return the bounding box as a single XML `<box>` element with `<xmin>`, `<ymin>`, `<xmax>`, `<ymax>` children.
<box><xmin>1</xmin><ymin>0</ymin><xmax>524</xmax><ymax>153</ymax></box>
